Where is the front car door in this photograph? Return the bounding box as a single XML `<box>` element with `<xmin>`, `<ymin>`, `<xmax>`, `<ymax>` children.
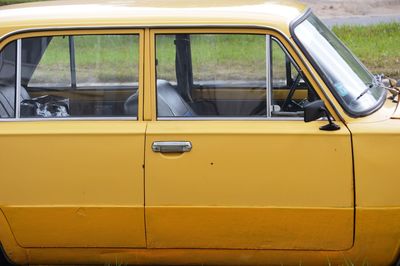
<box><xmin>145</xmin><ymin>28</ymin><xmax>354</xmax><ymax>250</ymax></box>
<box><xmin>0</xmin><ymin>29</ymin><xmax>146</xmax><ymax>248</ymax></box>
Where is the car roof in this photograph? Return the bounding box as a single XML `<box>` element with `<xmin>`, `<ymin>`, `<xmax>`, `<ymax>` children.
<box><xmin>0</xmin><ymin>0</ymin><xmax>308</xmax><ymax>37</ymax></box>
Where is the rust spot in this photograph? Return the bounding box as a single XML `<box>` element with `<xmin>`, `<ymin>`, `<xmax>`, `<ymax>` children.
<box><xmin>76</xmin><ymin>208</ymin><xmax>87</xmax><ymax>217</ymax></box>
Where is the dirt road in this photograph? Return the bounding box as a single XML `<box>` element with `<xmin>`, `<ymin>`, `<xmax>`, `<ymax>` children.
<box><xmin>300</xmin><ymin>0</ymin><xmax>400</xmax><ymax>18</ymax></box>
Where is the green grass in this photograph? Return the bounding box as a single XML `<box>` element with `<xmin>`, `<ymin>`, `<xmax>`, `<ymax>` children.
<box><xmin>30</xmin><ymin>35</ymin><xmax>140</xmax><ymax>84</ymax></box>
<box><xmin>0</xmin><ymin>0</ymin><xmax>39</xmax><ymax>5</ymax></box>
<box><xmin>25</xmin><ymin>26</ymin><xmax>400</xmax><ymax>84</ymax></box>
<box><xmin>333</xmin><ymin>22</ymin><xmax>400</xmax><ymax>79</ymax></box>
<box><xmin>156</xmin><ymin>34</ymin><xmax>268</xmax><ymax>81</ymax></box>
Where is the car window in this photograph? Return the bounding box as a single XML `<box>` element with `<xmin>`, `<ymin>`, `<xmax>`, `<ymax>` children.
<box><xmin>156</xmin><ymin>33</ymin><xmax>267</xmax><ymax>118</ymax></box>
<box><xmin>155</xmin><ymin>33</ymin><xmax>319</xmax><ymax>119</ymax></box>
<box><xmin>74</xmin><ymin>35</ymin><xmax>138</xmax><ymax>88</ymax></box>
<box><xmin>19</xmin><ymin>34</ymin><xmax>139</xmax><ymax>118</ymax></box>
<box><xmin>271</xmin><ymin>38</ymin><xmax>319</xmax><ymax>118</ymax></box>
<box><xmin>28</xmin><ymin>37</ymin><xmax>71</xmax><ymax>87</ymax></box>
<box><xmin>0</xmin><ymin>41</ymin><xmax>16</xmax><ymax>118</ymax></box>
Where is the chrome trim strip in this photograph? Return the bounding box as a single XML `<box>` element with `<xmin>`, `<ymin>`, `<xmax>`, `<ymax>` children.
<box><xmin>157</xmin><ymin>117</ymin><xmax>303</xmax><ymax>121</ymax></box>
<box><xmin>0</xmin><ymin>117</ymin><xmax>137</xmax><ymax>122</ymax></box>
<box><xmin>266</xmin><ymin>35</ymin><xmax>271</xmax><ymax>118</ymax></box>
<box><xmin>15</xmin><ymin>39</ymin><xmax>21</xmax><ymax>119</ymax></box>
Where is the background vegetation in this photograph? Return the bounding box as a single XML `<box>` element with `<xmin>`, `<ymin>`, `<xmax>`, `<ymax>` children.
<box><xmin>0</xmin><ymin>0</ymin><xmax>37</xmax><ymax>5</ymax></box>
<box><xmin>333</xmin><ymin>22</ymin><xmax>400</xmax><ymax>79</ymax></box>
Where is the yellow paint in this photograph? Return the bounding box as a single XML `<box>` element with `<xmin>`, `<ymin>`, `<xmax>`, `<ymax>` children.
<box><xmin>146</xmin><ymin>207</ymin><xmax>353</xmax><ymax>250</ymax></box>
<box><xmin>348</xmin><ymin>119</ymin><xmax>400</xmax><ymax>207</ymax></box>
<box><xmin>145</xmin><ymin>121</ymin><xmax>354</xmax><ymax>250</ymax></box>
<box><xmin>0</xmin><ymin>210</ymin><xmax>28</xmax><ymax>264</ymax></box>
<box><xmin>0</xmin><ymin>0</ymin><xmax>306</xmax><ymax>37</ymax></box>
<box><xmin>0</xmin><ymin>121</ymin><xmax>147</xmax><ymax>248</ymax></box>
<box><xmin>6</xmin><ymin>209</ymin><xmax>399</xmax><ymax>265</ymax></box>
<box><xmin>2</xmin><ymin>206</ymin><xmax>145</xmax><ymax>248</ymax></box>
<box><xmin>0</xmin><ymin>0</ymin><xmax>398</xmax><ymax>265</ymax></box>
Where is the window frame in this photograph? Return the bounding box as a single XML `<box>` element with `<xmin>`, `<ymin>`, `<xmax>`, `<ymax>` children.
<box><xmin>152</xmin><ymin>28</ymin><xmax>318</xmax><ymax>121</ymax></box>
<box><xmin>0</xmin><ymin>28</ymin><xmax>144</xmax><ymax>121</ymax></box>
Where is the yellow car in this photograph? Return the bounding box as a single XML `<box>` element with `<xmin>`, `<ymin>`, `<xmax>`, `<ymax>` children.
<box><xmin>0</xmin><ymin>0</ymin><xmax>399</xmax><ymax>265</ymax></box>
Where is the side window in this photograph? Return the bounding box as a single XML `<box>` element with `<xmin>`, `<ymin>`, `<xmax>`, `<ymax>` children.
<box><xmin>155</xmin><ymin>33</ymin><xmax>319</xmax><ymax>119</ymax></box>
<box><xmin>156</xmin><ymin>34</ymin><xmax>267</xmax><ymax>117</ymax></box>
<box><xmin>28</xmin><ymin>37</ymin><xmax>71</xmax><ymax>87</ymax></box>
<box><xmin>0</xmin><ymin>41</ymin><xmax>16</xmax><ymax>118</ymax></box>
<box><xmin>74</xmin><ymin>35</ymin><xmax>139</xmax><ymax>87</ymax></box>
<box><xmin>19</xmin><ymin>34</ymin><xmax>139</xmax><ymax>118</ymax></box>
<box><xmin>271</xmin><ymin>39</ymin><xmax>320</xmax><ymax>117</ymax></box>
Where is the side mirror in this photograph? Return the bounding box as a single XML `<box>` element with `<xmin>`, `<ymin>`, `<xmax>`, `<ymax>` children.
<box><xmin>304</xmin><ymin>100</ymin><xmax>325</xmax><ymax>122</ymax></box>
<box><xmin>304</xmin><ymin>100</ymin><xmax>340</xmax><ymax>131</ymax></box>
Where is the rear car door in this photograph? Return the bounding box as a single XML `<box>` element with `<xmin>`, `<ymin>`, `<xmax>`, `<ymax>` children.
<box><xmin>145</xmin><ymin>29</ymin><xmax>354</xmax><ymax>250</ymax></box>
<box><xmin>0</xmin><ymin>30</ymin><xmax>146</xmax><ymax>248</ymax></box>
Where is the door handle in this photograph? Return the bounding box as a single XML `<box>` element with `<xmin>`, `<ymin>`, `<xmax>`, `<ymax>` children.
<box><xmin>152</xmin><ymin>141</ymin><xmax>192</xmax><ymax>153</ymax></box>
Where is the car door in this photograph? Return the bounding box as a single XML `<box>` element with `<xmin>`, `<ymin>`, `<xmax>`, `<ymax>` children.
<box><xmin>0</xmin><ymin>30</ymin><xmax>146</xmax><ymax>248</ymax></box>
<box><xmin>145</xmin><ymin>29</ymin><xmax>354</xmax><ymax>250</ymax></box>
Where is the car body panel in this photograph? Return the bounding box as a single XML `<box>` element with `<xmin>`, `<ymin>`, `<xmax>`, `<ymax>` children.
<box><xmin>2</xmin><ymin>206</ymin><xmax>145</xmax><ymax>248</ymax></box>
<box><xmin>348</xmin><ymin>118</ymin><xmax>400</xmax><ymax>207</ymax></box>
<box><xmin>0</xmin><ymin>0</ymin><xmax>398</xmax><ymax>265</ymax></box>
<box><xmin>0</xmin><ymin>121</ymin><xmax>147</xmax><ymax>248</ymax></box>
<box><xmin>145</xmin><ymin>120</ymin><xmax>354</xmax><ymax>250</ymax></box>
<box><xmin>0</xmin><ymin>0</ymin><xmax>306</xmax><ymax>37</ymax></box>
<box><xmin>6</xmin><ymin>208</ymin><xmax>399</xmax><ymax>265</ymax></box>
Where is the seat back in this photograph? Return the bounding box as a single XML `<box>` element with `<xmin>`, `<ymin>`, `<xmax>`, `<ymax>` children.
<box><xmin>0</xmin><ymin>86</ymin><xmax>30</xmax><ymax>118</ymax></box>
<box><xmin>124</xmin><ymin>80</ymin><xmax>195</xmax><ymax>117</ymax></box>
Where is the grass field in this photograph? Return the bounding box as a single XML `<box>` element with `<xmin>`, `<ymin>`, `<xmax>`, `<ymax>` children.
<box><xmin>33</xmin><ymin>27</ymin><xmax>400</xmax><ymax>84</ymax></box>
<box><xmin>0</xmin><ymin>0</ymin><xmax>37</xmax><ymax>5</ymax></box>
<box><xmin>333</xmin><ymin>22</ymin><xmax>400</xmax><ymax>79</ymax></box>
<box><xmin>31</xmin><ymin>35</ymin><xmax>140</xmax><ymax>84</ymax></box>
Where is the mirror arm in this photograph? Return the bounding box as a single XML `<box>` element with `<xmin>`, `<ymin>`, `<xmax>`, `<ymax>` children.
<box><xmin>319</xmin><ymin>107</ymin><xmax>340</xmax><ymax>131</ymax></box>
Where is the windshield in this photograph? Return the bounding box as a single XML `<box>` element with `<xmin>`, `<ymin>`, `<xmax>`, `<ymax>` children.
<box><xmin>293</xmin><ymin>13</ymin><xmax>386</xmax><ymax>116</ymax></box>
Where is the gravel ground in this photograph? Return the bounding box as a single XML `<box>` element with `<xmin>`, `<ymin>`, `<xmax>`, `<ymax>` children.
<box><xmin>300</xmin><ymin>0</ymin><xmax>400</xmax><ymax>18</ymax></box>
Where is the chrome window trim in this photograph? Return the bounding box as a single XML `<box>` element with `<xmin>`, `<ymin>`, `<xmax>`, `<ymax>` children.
<box><xmin>9</xmin><ymin>37</ymin><xmax>139</xmax><ymax>121</ymax></box>
<box><xmin>0</xmin><ymin>117</ymin><xmax>137</xmax><ymax>122</ymax></box>
<box><xmin>15</xmin><ymin>39</ymin><xmax>21</xmax><ymax>119</ymax></box>
<box><xmin>157</xmin><ymin>117</ymin><xmax>304</xmax><ymax>121</ymax></box>
<box><xmin>271</xmin><ymin>37</ymin><xmax>302</xmax><ymax>73</ymax></box>
<box><xmin>266</xmin><ymin>35</ymin><xmax>272</xmax><ymax>118</ymax></box>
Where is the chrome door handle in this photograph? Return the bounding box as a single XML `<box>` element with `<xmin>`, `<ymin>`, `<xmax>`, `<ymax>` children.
<box><xmin>152</xmin><ymin>141</ymin><xmax>192</xmax><ymax>153</ymax></box>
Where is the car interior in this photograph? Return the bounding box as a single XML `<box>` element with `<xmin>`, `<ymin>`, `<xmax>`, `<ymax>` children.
<box><xmin>0</xmin><ymin>34</ymin><xmax>318</xmax><ymax>119</ymax></box>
